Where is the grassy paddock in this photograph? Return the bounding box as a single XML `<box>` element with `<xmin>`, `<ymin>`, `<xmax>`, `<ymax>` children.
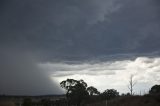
<box><xmin>86</xmin><ymin>95</ymin><xmax>160</xmax><ymax>106</ymax></box>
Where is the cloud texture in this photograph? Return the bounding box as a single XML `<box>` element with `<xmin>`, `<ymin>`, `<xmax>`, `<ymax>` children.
<box><xmin>0</xmin><ymin>0</ymin><xmax>160</xmax><ymax>94</ymax></box>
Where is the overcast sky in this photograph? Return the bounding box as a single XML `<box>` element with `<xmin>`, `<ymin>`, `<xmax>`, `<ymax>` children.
<box><xmin>0</xmin><ymin>0</ymin><xmax>160</xmax><ymax>95</ymax></box>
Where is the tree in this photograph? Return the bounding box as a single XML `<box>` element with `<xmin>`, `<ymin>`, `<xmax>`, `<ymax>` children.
<box><xmin>149</xmin><ymin>85</ymin><xmax>160</xmax><ymax>95</ymax></box>
<box><xmin>101</xmin><ymin>89</ymin><xmax>119</xmax><ymax>100</ymax></box>
<box><xmin>60</xmin><ymin>79</ymin><xmax>89</xmax><ymax>106</ymax></box>
<box><xmin>87</xmin><ymin>86</ymin><xmax>100</xmax><ymax>96</ymax></box>
<box><xmin>128</xmin><ymin>74</ymin><xmax>136</xmax><ymax>95</ymax></box>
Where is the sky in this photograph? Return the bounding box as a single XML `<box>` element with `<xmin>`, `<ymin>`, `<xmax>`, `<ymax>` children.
<box><xmin>0</xmin><ymin>0</ymin><xmax>160</xmax><ymax>95</ymax></box>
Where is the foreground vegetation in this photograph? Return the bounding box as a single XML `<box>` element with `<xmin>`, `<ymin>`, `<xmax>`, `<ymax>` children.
<box><xmin>87</xmin><ymin>95</ymin><xmax>160</xmax><ymax>106</ymax></box>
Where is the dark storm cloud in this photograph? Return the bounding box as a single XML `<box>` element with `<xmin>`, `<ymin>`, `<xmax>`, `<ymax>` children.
<box><xmin>0</xmin><ymin>0</ymin><xmax>160</xmax><ymax>95</ymax></box>
<box><xmin>0</xmin><ymin>0</ymin><xmax>122</xmax><ymax>61</ymax></box>
<box><xmin>1</xmin><ymin>0</ymin><xmax>160</xmax><ymax>61</ymax></box>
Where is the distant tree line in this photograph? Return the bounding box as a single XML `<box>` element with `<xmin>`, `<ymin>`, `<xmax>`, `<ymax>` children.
<box><xmin>22</xmin><ymin>97</ymin><xmax>68</xmax><ymax>106</ymax></box>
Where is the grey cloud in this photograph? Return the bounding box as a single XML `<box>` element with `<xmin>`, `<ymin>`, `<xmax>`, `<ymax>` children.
<box><xmin>39</xmin><ymin>61</ymin><xmax>125</xmax><ymax>77</ymax></box>
<box><xmin>1</xmin><ymin>0</ymin><xmax>160</xmax><ymax>95</ymax></box>
<box><xmin>1</xmin><ymin>0</ymin><xmax>160</xmax><ymax>61</ymax></box>
<box><xmin>0</xmin><ymin>0</ymin><xmax>123</xmax><ymax>61</ymax></box>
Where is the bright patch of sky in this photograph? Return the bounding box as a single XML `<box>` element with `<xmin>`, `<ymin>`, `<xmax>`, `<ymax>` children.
<box><xmin>39</xmin><ymin>57</ymin><xmax>160</xmax><ymax>94</ymax></box>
